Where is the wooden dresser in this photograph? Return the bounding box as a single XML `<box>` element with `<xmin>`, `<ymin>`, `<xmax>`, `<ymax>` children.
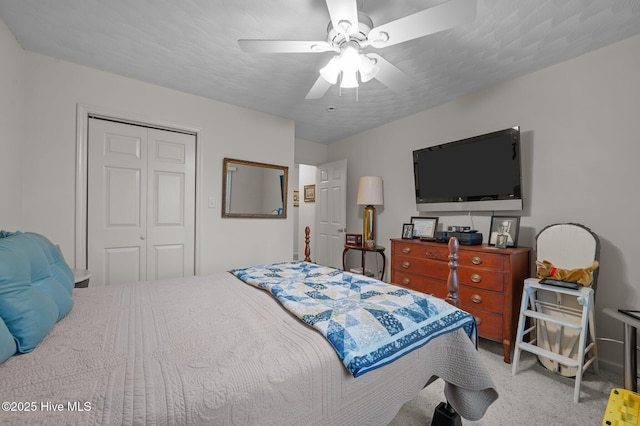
<box><xmin>390</xmin><ymin>238</ymin><xmax>531</xmax><ymax>363</ymax></box>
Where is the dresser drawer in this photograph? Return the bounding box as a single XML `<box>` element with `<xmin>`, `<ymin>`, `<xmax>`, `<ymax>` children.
<box><xmin>458</xmin><ymin>251</ymin><xmax>504</xmax><ymax>270</ymax></box>
<box><xmin>457</xmin><ymin>265</ymin><xmax>504</xmax><ymax>292</ymax></box>
<box><xmin>393</xmin><ymin>241</ymin><xmax>504</xmax><ymax>271</ymax></box>
<box><xmin>394</xmin><ymin>241</ymin><xmax>448</xmax><ymax>260</ymax></box>
<box><xmin>461</xmin><ymin>304</ymin><xmax>503</xmax><ymax>341</ymax></box>
<box><xmin>392</xmin><ymin>256</ymin><xmax>449</xmax><ymax>281</ymax></box>
<box><xmin>458</xmin><ymin>286</ymin><xmax>503</xmax><ymax>314</ymax></box>
<box><xmin>392</xmin><ymin>271</ymin><xmax>449</xmax><ymax>299</ymax></box>
<box><xmin>393</xmin><ymin>256</ymin><xmax>504</xmax><ymax>292</ymax></box>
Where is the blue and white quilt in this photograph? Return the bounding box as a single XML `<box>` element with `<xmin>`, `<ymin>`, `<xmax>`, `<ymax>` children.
<box><xmin>230</xmin><ymin>261</ymin><xmax>477</xmax><ymax>377</ymax></box>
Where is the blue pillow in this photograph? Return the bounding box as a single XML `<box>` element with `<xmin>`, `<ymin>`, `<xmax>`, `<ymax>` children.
<box><xmin>11</xmin><ymin>233</ymin><xmax>74</xmax><ymax>320</ymax></box>
<box><xmin>0</xmin><ymin>243</ymin><xmax>59</xmax><ymax>353</ymax></box>
<box><xmin>0</xmin><ymin>316</ymin><xmax>17</xmax><ymax>363</ymax></box>
<box><xmin>24</xmin><ymin>232</ymin><xmax>74</xmax><ymax>296</ymax></box>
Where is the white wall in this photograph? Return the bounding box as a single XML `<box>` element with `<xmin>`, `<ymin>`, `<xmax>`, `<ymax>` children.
<box><xmin>0</xmin><ymin>18</ymin><xmax>24</xmax><ymax>230</ymax></box>
<box><xmin>328</xmin><ymin>33</ymin><xmax>640</xmax><ymax>371</ymax></box>
<box><xmin>11</xmin><ymin>48</ymin><xmax>294</xmax><ymax>273</ymax></box>
<box><xmin>293</xmin><ymin>138</ymin><xmax>328</xmax><ymax>261</ymax></box>
<box><xmin>294</xmin><ymin>138</ymin><xmax>328</xmax><ymax>166</ymax></box>
<box><xmin>297</xmin><ymin>164</ymin><xmax>318</xmax><ymax>260</ymax></box>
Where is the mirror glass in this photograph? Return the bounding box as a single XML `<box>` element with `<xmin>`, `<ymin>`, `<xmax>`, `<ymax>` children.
<box><xmin>222</xmin><ymin>158</ymin><xmax>288</xmax><ymax>218</ymax></box>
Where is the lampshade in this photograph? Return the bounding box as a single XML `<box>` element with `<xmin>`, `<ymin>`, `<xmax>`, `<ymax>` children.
<box><xmin>359</xmin><ymin>55</ymin><xmax>379</xmax><ymax>83</ymax></box>
<box><xmin>319</xmin><ymin>57</ymin><xmax>340</xmax><ymax>84</ymax></box>
<box><xmin>340</xmin><ymin>42</ymin><xmax>361</xmax><ymax>69</ymax></box>
<box><xmin>357</xmin><ymin>176</ymin><xmax>383</xmax><ymax>206</ymax></box>
<box><xmin>340</xmin><ymin>70</ymin><xmax>359</xmax><ymax>88</ymax></box>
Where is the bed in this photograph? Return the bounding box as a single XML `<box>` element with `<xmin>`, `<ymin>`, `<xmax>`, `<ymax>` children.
<box><xmin>0</xmin><ymin>230</ymin><xmax>497</xmax><ymax>425</ymax></box>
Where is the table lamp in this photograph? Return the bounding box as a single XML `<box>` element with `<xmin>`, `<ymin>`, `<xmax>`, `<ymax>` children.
<box><xmin>357</xmin><ymin>176</ymin><xmax>383</xmax><ymax>247</ymax></box>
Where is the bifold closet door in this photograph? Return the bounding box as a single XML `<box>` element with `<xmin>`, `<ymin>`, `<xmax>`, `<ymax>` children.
<box><xmin>87</xmin><ymin>118</ymin><xmax>196</xmax><ymax>286</ymax></box>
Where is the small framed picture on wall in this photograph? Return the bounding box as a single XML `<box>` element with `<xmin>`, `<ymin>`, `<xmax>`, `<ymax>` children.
<box><xmin>304</xmin><ymin>185</ymin><xmax>315</xmax><ymax>203</ymax></box>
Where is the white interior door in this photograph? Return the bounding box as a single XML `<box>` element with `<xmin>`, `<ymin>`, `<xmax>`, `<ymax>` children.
<box><xmin>87</xmin><ymin>118</ymin><xmax>196</xmax><ymax>286</ymax></box>
<box><xmin>314</xmin><ymin>159</ymin><xmax>347</xmax><ymax>268</ymax></box>
<box><xmin>146</xmin><ymin>129</ymin><xmax>196</xmax><ymax>281</ymax></box>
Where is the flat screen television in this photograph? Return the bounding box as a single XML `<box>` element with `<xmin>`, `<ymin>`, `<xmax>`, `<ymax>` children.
<box><xmin>413</xmin><ymin>126</ymin><xmax>522</xmax><ymax>212</ymax></box>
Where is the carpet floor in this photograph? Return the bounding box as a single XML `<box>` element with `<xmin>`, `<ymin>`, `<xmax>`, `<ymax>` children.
<box><xmin>389</xmin><ymin>339</ymin><xmax>621</xmax><ymax>425</ymax></box>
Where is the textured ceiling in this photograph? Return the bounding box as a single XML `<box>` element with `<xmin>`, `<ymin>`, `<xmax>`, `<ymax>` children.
<box><xmin>1</xmin><ymin>0</ymin><xmax>639</xmax><ymax>144</ymax></box>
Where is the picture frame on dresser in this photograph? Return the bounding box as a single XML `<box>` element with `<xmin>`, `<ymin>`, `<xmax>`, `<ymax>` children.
<box><xmin>402</xmin><ymin>224</ymin><xmax>414</xmax><ymax>239</ymax></box>
<box><xmin>489</xmin><ymin>215</ymin><xmax>520</xmax><ymax>248</ymax></box>
<box><xmin>410</xmin><ymin>216</ymin><xmax>438</xmax><ymax>240</ymax></box>
<box><xmin>345</xmin><ymin>233</ymin><xmax>363</xmax><ymax>247</ymax></box>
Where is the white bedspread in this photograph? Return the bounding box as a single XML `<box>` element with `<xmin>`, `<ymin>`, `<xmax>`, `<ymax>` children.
<box><xmin>0</xmin><ymin>272</ymin><xmax>497</xmax><ymax>425</ymax></box>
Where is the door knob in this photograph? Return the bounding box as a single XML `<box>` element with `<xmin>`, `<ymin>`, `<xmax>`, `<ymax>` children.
<box><xmin>140</xmin><ymin>235</ymin><xmax>146</xmax><ymax>240</ymax></box>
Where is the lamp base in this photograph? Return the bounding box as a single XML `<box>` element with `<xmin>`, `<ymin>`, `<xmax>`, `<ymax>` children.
<box><xmin>363</xmin><ymin>205</ymin><xmax>376</xmax><ymax>246</ymax></box>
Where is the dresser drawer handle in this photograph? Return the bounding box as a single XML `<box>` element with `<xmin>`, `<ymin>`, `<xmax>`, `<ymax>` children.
<box><xmin>471</xmin><ymin>294</ymin><xmax>483</xmax><ymax>304</ymax></box>
<box><xmin>402</xmin><ymin>247</ymin><xmax>411</xmax><ymax>254</ymax></box>
<box><xmin>475</xmin><ymin>316</ymin><xmax>483</xmax><ymax>326</ymax></box>
<box><xmin>470</xmin><ymin>273</ymin><xmax>482</xmax><ymax>283</ymax></box>
<box><xmin>402</xmin><ymin>261</ymin><xmax>411</xmax><ymax>269</ymax></box>
<box><xmin>471</xmin><ymin>256</ymin><xmax>483</xmax><ymax>265</ymax></box>
<box><xmin>402</xmin><ymin>278</ymin><xmax>411</xmax><ymax>285</ymax></box>
<box><xmin>424</xmin><ymin>250</ymin><xmax>445</xmax><ymax>259</ymax></box>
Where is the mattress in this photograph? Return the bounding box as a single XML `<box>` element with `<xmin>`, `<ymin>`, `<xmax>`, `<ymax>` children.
<box><xmin>0</xmin><ymin>272</ymin><xmax>497</xmax><ymax>425</ymax></box>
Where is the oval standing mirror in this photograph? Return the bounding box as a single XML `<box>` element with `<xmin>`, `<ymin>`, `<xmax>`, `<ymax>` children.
<box><xmin>222</xmin><ymin>158</ymin><xmax>288</xmax><ymax>218</ymax></box>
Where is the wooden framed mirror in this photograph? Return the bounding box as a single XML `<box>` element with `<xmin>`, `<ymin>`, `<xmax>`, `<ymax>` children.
<box><xmin>222</xmin><ymin>158</ymin><xmax>288</xmax><ymax>218</ymax></box>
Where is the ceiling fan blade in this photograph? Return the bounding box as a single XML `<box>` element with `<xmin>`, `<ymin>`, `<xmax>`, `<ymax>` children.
<box><xmin>305</xmin><ymin>76</ymin><xmax>333</xmax><ymax>99</ymax></box>
<box><xmin>367</xmin><ymin>53</ymin><xmax>412</xmax><ymax>93</ymax></box>
<box><xmin>368</xmin><ymin>0</ymin><xmax>476</xmax><ymax>48</ymax></box>
<box><xmin>325</xmin><ymin>0</ymin><xmax>360</xmax><ymax>36</ymax></box>
<box><xmin>238</xmin><ymin>39</ymin><xmax>336</xmax><ymax>53</ymax></box>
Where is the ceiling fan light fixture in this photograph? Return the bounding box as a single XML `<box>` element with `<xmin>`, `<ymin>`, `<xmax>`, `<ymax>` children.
<box><xmin>320</xmin><ymin>56</ymin><xmax>341</xmax><ymax>84</ymax></box>
<box><xmin>359</xmin><ymin>55</ymin><xmax>379</xmax><ymax>83</ymax></box>
<box><xmin>340</xmin><ymin>69</ymin><xmax>359</xmax><ymax>88</ymax></box>
<box><xmin>339</xmin><ymin>42</ymin><xmax>361</xmax><ymax>70</ymax></box>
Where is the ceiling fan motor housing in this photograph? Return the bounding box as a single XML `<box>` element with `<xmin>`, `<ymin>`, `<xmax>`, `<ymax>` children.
<box><xmin>326</xmin><ymin>12</ymin><xmax>373</xmax><ymax>49</ymax></box>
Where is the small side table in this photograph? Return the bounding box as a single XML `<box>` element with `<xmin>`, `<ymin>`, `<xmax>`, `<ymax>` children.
<box><xmin>342</xmin><ymin>244</ymin><xmax>386</xmax><ymax>281</ymax></box>
<box><xmin>73</xmin><ymin>269</ymin><xmax>92</xmax><ymax>288</ymax></box>
<box><xmin>604</xmin><ymin>308</ymin><xmax>640</xmax><ymax>391</ymax></box>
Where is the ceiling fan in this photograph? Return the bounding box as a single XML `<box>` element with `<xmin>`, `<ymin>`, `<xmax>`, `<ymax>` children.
<box><xmin>238</xmin><ymin>0</ymin><xmax>476</xmax><ymax>99</ymax></box>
